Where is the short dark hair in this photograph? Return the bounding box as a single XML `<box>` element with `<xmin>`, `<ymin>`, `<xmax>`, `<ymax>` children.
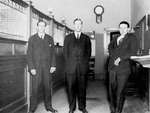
<box><xmin>73</xmin><ymin>18</ymin><xmax>83</xmax><ymax>24</ymax></box>
<box><xmin>119</xmin><ymin>21</ymin><xmax>130</xmax><ymax>28</ymax></box>
<box><xmin>37</xmin><ymin>20</ymin><xmax>47</xmax><ymax>26</ymax></box>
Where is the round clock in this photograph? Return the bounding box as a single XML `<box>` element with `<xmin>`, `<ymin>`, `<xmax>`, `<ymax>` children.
<box><xmin>94</xmin><ymin>5</ymin><xmax>104</xmax><ymax>23</ymax></box>
<box><xmin>94</xmin><ymin>5</ymin><xmax>104</xmax><ymax>16</ymax></box>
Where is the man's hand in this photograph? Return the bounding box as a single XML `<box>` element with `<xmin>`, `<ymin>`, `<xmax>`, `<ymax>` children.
<box><xmin>117</xmin><ymin>35</ymin><xmax>124</xmax><ymax>45</ymax></box>
<box><xmin>30</xmin><ymin>69</ymin><xmax>36</xmax><ymax>75</ymax></box>
<box><xmin>114</xmin><ymin>57</ymin><xmax>121</xmax><ymax>66</ymax></box>
<box><xmin>50</xmin><ymin>67</ymin><xmax>56</xmax><ymax>73</ymax></box>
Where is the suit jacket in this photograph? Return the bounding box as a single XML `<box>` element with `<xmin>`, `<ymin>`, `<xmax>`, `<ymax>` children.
<box><xmin>27</xmin><ymin>33</ymin><xmax>55</xmax><ymax>71</ymax></box>
<box><xmin>64</xmin><ymin>33</ymin><xmax>91</xmax><ymax>75</ymax></box>
<box><xmin>108</xmin><ymin>33</ymin><xmax>138</xmax><ymax>72</ymax></box>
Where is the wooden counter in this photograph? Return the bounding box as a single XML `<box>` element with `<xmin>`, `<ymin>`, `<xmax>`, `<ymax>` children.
<box><xmin>131</xmin><ymin>55</ymin><xmax>150</xmax><ymax>111</ymax></box>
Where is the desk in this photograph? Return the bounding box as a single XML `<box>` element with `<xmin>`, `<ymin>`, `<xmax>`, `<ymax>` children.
<box><xmin>131</xmin><ymin>55</ymin><xmax>150</xmax><ymax>111</ymax></box>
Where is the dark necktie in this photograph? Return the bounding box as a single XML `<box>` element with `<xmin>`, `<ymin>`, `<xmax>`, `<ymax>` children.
<box><xmin>77</xmin><ymin>34</ymin><xmax>80</xmax><ymax>39</ymax></box>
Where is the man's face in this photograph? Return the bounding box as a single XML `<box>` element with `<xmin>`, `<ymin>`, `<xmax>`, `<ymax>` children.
<box><xmin>119</xmin><ymin>24</ymin><xmax>129</xmax><ymax>35</ymax></box>
<box><xmin>37</xmin><ymin>22</ymin><xmax>46</xmax><ymax>33</ymax></box>
<box><xmin>74</xmin><ymin>20</ymin><xmax>83</xmax><ymax>32</ymax></box>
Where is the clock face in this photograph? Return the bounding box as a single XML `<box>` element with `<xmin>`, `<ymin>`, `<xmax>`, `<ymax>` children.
<box><xmin>94</xmin><ymin>5</ymin><xmax>104</xmax><ymax>15</ymax></box>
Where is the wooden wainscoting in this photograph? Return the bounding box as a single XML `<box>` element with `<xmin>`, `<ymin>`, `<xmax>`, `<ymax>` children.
<box><xmin>0</xmin><ymin>55</ymin><xmax>27</xmax><ymax>113</ymax></box>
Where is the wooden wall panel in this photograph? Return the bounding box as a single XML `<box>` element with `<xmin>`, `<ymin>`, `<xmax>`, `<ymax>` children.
<box><xmin>0</xmin><ymin>55</ymin><xmax>27</xmax><ymax>113</ymax></box>
<box><xmin>144</xmin><ymin>30</ymin><xmax>150</xmax><ymax>50</ymax></box>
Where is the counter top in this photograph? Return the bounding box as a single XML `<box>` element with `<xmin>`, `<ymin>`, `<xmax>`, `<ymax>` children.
<box><xmin>131</xmin><ymin>55</ymin><xmax>150</xmax><ymax>68</ymax></box>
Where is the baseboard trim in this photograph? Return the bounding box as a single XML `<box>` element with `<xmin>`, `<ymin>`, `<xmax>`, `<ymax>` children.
<box><xmin>0</xmin><ymin>97</ymin><xmax>26</xmax><ymax>113</ymax></box>
<box><xmin>12</xmin><ymin>104</ymin><xmax>27</xmax><ymax>113</ymax></box>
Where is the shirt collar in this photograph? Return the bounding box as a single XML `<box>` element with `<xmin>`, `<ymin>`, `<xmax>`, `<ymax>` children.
<box><xmin>74</xmin><ymin>32</ymin><xmax>81</xmax><ymax>38</ymax></box>
<box><xmin>38</xmin><ymin>33</ymin><xmax>45</xmax><ymax>39</ymax></box>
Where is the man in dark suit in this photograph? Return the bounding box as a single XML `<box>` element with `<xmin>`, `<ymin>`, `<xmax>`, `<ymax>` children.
<box><xmin>27</xmin><ymin>20</ymin><xmax>58</xmax><ymax>113</ymax></box>
<box><xmin>108</xmin><ymin>21</ymin><xmax>138</xmax><ymax>113</ymax></box>
<box><xmin>64</xmin><ymin>18</ymin><xmax>91</xmax><ymax>113</ymax></box>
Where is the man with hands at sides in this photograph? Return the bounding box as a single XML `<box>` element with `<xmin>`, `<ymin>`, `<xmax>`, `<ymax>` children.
<box><xmin>64</xmin><ymin>18</ymin><xmax>91</xmax><ymax>113</ymax></box>
<box><xmin>27</xmin><ymin>20</ymin><xmax>58</xmax><ymax>113</ymax></box>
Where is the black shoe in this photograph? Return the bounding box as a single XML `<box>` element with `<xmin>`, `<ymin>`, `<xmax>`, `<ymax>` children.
<box><xmin>69</xmin><ymin>110</ymin><xmax>74</xmax><ymax>113</ymax></box>
<box><xmin>80</xmin><ymin>109</ymin><xmax>88</xmax><ymax>113</ymax></box>
<box><xmin>28</xmin><ymin>111</ymin><xmax>34</xmax><ymax>113</ymax></box>
<box><xmin>47</xmin><ymin>108</ymin><xmax>58</xmax><ymax>113</ymax></box>
<box><xmin>111</xmin><ymin>111</ymin><xmax>115</xmax><ymax>113</ymax></box>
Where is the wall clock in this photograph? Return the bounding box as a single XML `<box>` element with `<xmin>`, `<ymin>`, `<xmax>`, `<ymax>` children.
<box><xmin>94</xmin><ymin>5</ymin><xmax>104</xmax><ymax>23</ymax></box>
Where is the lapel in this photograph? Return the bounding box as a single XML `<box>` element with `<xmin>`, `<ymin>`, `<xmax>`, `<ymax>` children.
<box><xmin>43</xmin><ymin>34</ymin><xmax>52</xmax><ymax>44</ymax></box>
<box><xmin>80</xmin><ymin>33</ymin><xmax>83</xmax><ymax>39</ymax></box>
<box><xmin>35</xmin><ymin>33</ymin><xmax>40</xmax><ymax>39</ymax></box>
<box><xmin>73</xmin><ymin>33</ymin><xmax>76</xmax><ymax>39</ymax></box>
<box><xmin>43</xmin><ymin>34</ymin><xmax>47</xmax><ymax>40</ymax></box>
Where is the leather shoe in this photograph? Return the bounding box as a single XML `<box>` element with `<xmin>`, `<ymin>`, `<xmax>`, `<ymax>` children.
<box><xmin>110</xmin><ymin>109</ymin><xmax>115</xmax><ymax>113</ymax></box>
<box><xmin>69</xmin><ymin>110</ymin><xmax>74</xmax><ymax>113</ymax></box>
<box><xmin>28</xmin><ymin>112</ymin><xmax>34</xmax><ymax>113</ymax></box>
<box><xmin>80</xmin><ymin>109</ymin><xmax>88</xmax><ymax>113</ymax></box>
<box><xmin>47</xmin><ymin>108</ymin><xmax>58</xmax><ymax>113</ymax></box>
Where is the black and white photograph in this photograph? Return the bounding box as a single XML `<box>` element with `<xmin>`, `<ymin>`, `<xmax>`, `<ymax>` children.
<box><xmin>0</xmin><ymin>0</ymin><xmax>150</xmax><ymax>113</ymax></box>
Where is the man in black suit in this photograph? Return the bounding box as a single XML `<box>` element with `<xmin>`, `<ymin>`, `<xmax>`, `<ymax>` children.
<box><xmin>64</xmin><ymin>18</ymin><xmax>91</xmax><ymax>113</ymax></box>
<box><xmin>27</xmin><ymin>20</ymin><xmax>58</xmax><ymax>113</ymax></box>
<box><xmin>108</xmin><ymin>21</ymin><xmax>137</xmax><ymax>113</ymax></box>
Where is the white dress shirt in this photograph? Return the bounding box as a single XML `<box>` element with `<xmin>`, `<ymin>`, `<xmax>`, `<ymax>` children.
<box><xmin>38</xmin><ymin>33</ymin><xmax>45</xmax><ymax>39</ymax></box>
<box><xmin>74</xmin><ymin>32</ymin><xmax>81</xmax><ymax>39</ymax></box>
